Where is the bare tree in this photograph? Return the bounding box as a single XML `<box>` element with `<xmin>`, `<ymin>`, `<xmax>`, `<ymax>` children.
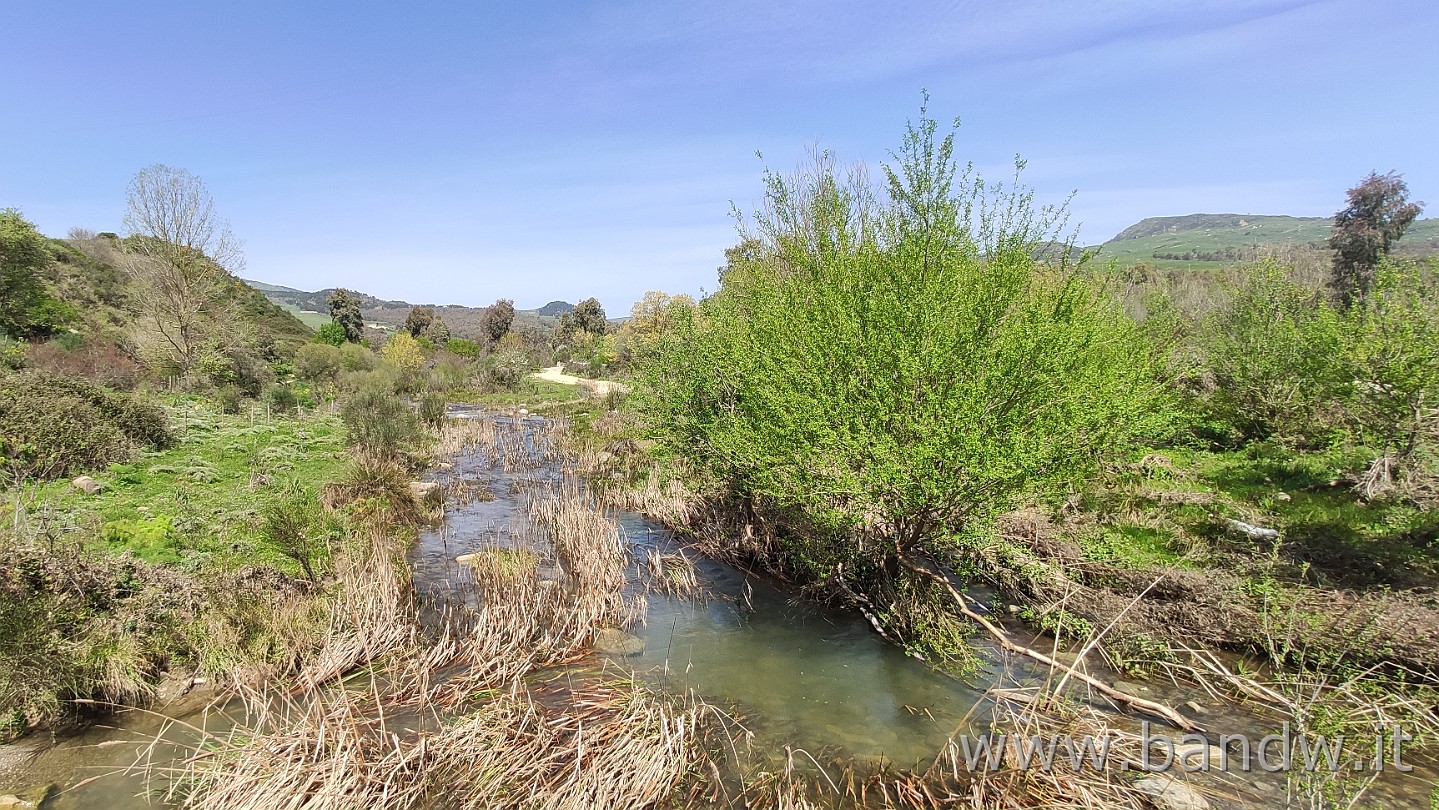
<box><xmin>121</xmin><ymin>164</ymin><xmax>244</xmax><ymax>373</ymax></box>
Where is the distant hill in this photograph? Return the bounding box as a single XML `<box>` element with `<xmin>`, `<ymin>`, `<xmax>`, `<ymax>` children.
<box><xmin>1090</xmin><ymin>214</ymin><xmax>1439</xmax><ymax>268</ymax></box>
<box><xmin>244</xmin><ymin>281</ymin><xmax>571</xmax><ymax>340</ymax></box>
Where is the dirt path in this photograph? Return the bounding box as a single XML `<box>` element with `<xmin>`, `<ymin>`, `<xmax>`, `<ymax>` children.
<box><xmin>530</xmin><ymin>364</ymin><xmax>628</xmax><ymax>397</ymax></box>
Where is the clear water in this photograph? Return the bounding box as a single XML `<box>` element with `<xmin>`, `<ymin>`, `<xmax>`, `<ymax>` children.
<box><xmin>8</xmin><ymin>410</ymin><xmax>1438</xmax><ymax>807</ymax></box>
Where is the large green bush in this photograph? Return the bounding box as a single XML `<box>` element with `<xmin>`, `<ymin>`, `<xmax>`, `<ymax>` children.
<box><xmin>1</xmin><ymin>209</ymin><xmax>74</xmax><ymax>340</ymax></box>
<box><xmin>1339</xmin><ymin>261</ymin><xmax>1439</xmax><ymax>496</ymax></box>
<box><xmin>339</xmin><ymin>379</ymin><xmax>421</xmax><ymax>458</ymax></box>
<box><xmin>1196</xmin><ymin>259</ymin><xmax>1439</xmax><ymax>497</ymax></box>
<box><xmin>0</xmin><ymin>370</ymin><xmax>173</xmax><ymax>479</ymax></box>
<box><xmin>636</xmin><ymin>111</ymin><xmax>1174</xmax><ymax>602</ymax></box>
<box><xmin>294</xmin><ymin>343</ymin><xmax>343</xmax><ymax>386</ymax></box>
<box><xmin>1200</xmin><ymin>260</ymin><xmax>1348</xmax><ymax>447</ymax></box>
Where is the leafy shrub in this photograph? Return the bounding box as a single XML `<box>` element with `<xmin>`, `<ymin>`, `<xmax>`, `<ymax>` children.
<box><xmin>446</xmin><ymin>337</ymin><xmax>482</xmax><ymax>359</ymax></box>
<box><xmin>425</xmin><ymin>352</ymin><xmax>471</xmax><ymax>392</ymax></box>
<box><xmin>314</xmin><ymin>321</ymin><xmax>347</xmax><ymax>347</ymax></box>
<box><xmin>636</xmin><ymin>110</ymin><xmax>1173</xmax><ymax>599</ymax></box>
<box><xmin>194</xmin><ymin>343</ymin><xmax>272</xmax><ymax>396</ymax></box>
<box><xmin>1338</xmin><ymin>262</ymin><xmax>1439</xmax><ymax>498</ymax></box>
<box><xmin>339</xmin><ymin>380</ymin><xmax>421</xmax><ymax>458</ymax></box>
<box><xmin>322</xmin><ymin>451</ymin><xmax>424</xmax><ymax>525</ymax></box>
<box><xmin>0</xmin><ymin>370</ymin><xmax>173</xmax><ymax>478</ymax></box>
<box><xmin>1200</xmin><ymin>261</ymin><xmax>1347</xmax><ymax>446</ymax></box>
<box><xmin>294</xmin><ymin>343</ymin><xmax>342</xmax><ymax>386</ymax></box>
<box><xmin>26</xmin><ymin>336</ymin><xmax>140</xmax><ymax>389</ymax></box>
<box><xmin>216</xmin><ymin>385</ymin><xmax>242</xmax><ymax>414</ymax></box>
<box><xmin>483</xmin><ymin>345</ymin><xmax>530</xmax><ymax>390</ymax></box>
<box><xmin>338</xmin><ymin>342</ymin><xmax>375</xmax><ymax>372</ymax></box>
<box><xmin>0</xmin><ymin>337</ymin><xmax>26</xmax><ymax>370</ymax></box>
<box><xmin>266</xmin><ymin>384</ymin><xmax>299</xmax><ymax>415</ymax></box>
<box><xmin>379</xmin><ymin>331</ymin><xmax>424</xmax><ymax>375</ymax></box>
<box><xmin>419</xmin><ymin>390</ymin><xmax>446</xmax><ymax>427</ymax></box>
<box><xmin>258</xmin><ymin>482</ymin><xmax>334</xmax><ymax>581</ymax></box>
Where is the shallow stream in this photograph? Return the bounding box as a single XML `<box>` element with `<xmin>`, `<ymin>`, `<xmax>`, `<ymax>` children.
<box><xmin>5</xmin><ymin>408</ymin><xmax>1438</xmax><ymax>807</ymax></box>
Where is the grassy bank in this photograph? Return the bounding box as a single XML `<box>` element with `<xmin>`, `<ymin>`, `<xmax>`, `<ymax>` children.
<box><xmin>18</xmin><ymin>397</ymin><xmax>348</xmax><ymax>570</ymax></box>
<box><xmin>1</xmin><ymin>396</ymin><xmax>360</xmax><ymax>738</ymax></box>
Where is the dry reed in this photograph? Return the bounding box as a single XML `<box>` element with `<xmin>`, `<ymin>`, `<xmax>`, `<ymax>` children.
<box><xmin>152</xmin><ymin>411</ymin><xmax>711</xmax><ymax>810</ymax></box>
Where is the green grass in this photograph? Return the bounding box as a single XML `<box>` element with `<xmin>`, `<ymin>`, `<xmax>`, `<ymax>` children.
<box><xmin>1080</xmin><ymin>523</ymin><xmax>1188</xmax><ymax>569</ymax></box>
<box><xmin>451</xmin><ymin>377</ymin><xmax>587</xmax><ymax>408</ymax></box>
<box><xmin>276</xmin><ymin>301</ymin><xmax>332</xmax><ymax>329</ymax></box>
<box><xmin>1129</xmin><ymin>444</ymin><xmax>1439</xmax><ymax>589</ymax></box>
<box><xmin>34</xmin><ymin>397</ymin><xmax>348</xmax><ymax>573</ymax></box>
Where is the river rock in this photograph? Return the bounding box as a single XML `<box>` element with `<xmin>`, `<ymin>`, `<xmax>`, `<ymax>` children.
<box><xmin>593</xmin><ymin>628</ymin><xmax>645</xmax><ymax>655</ymax></box>
<box><xmin>71</xmin><ymin>475</ymin><xmax>102</xmax><ymax>495</ymax></box>
<box><xmin>155</xmin><ymin>672</ymin><xmax>194</xmax><ymax>704</ymax></box>
<box><xmin>1225</xmin><ymin>518</ymin><xmax>1278</xmax><ymax>540</ymax></box>
<box><xmin>0</xmin><ymin>784</ymin><xmax>53</xmax><ymax>810</ymax></box>
<box><xmin>1151</xmin><ymin>739</ymin><xmax>1225</xmax><ymax>769</ymax></box>
<box><xmin>1132</xmin><ymin>775</ymin><xmax>1209</xmax><ymax>810</ymax></box>
<box><xmin>1113</xmin><ymin>680</ymin><xmax>1149</xmax><ymax>697</ymax></box>
<box><xmin>409</xmin><ymin>481</ymin><xmax>441</xmax><ymax>502</ymax></box>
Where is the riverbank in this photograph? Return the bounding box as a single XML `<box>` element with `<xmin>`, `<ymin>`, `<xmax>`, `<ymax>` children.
<box><xmin>0</xmin><ymin>397</ymin><xmax>350</xmax><ymax>741</ymax></box>
<box><xmin>572</xmin><ymin>403</ymin><xmax>1439</xmax><ymax>808</ymax></box>
<box><xmin>9</xmin><ymin>399</ymin><xmax>1439</xmax><ymax>808</ymax></box>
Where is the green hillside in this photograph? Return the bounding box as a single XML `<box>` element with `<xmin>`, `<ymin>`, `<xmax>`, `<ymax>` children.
<box><xmin>1090</xmin><ymin>214</ymin><xmax>1439</xmax><ymax>268</ymax></box>
<box><xmin>1</xmin><ymin>215</ymin><xmax>314</xmax><ymax>393</ymax></box>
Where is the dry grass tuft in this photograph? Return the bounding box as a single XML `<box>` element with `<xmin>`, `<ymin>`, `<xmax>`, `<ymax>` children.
<box><xmin>322</xmin><ymin>452</ymin><xmax>427</xmax><ymax>526</ymax></box>
<box><xmin>641</xmin><ymin>549</ymin><xmax>703</xmax><ymax>599</ymax></box>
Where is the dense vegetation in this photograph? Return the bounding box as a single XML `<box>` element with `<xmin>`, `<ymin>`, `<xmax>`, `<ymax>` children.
<box><xmin>636</xmin><ymin>114</ymin><xmax>1174</xmax><ymax>661</ymax></box>
<box><xmin>0</xmin><ymin>163</ymin><xmax>601</xmax><ymax>748</ymax></box>
<box><xmin>630</xmin><ymin>113</ymin><xmax>1439</xmax><ymax>689</ymax></box>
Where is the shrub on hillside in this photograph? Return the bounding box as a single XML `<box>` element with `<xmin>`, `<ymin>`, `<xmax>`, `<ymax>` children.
<box><xmin>294</xmin><ymin>343</ymin><xmax>343</xmax><ymax>386</ymax></box>
<box><xmin>216</xmin><ymin>385</ymin><xmax>242</xmax><ymax>414</ymax></box>
<box><xmin>338</xmin><ymin>342</ymin><xmax>375</xmax><ymax>372</ymax></box>
<box><xmin>193</xmin><ymin>343</ymin><xmax>273</xmax><ymax>396</ymax></box>
<box><xmin>26</xmin><ymin>335</ymin><xmax>140</xmax><ymax>389</ymax></box>
<box><xmin>314</xmin><ymin>321</ymin><xmax>347</xmax><ymax>347</ymax></box>
<box><xmin>0</xmin><ymin>370</ymin><xmax>173</xmax><ymax>479</ymax></box>
<box><xmin>266</xmin><ymin>384</ymin><xmax>300</xmax><ymax>415</ymax></box>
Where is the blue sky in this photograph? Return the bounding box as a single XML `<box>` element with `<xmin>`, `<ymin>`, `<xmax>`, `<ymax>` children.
<box><xmin>2</xmin><ymin>1</ymin><xmax>1435</xmax><ymax>312</ymax></box>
